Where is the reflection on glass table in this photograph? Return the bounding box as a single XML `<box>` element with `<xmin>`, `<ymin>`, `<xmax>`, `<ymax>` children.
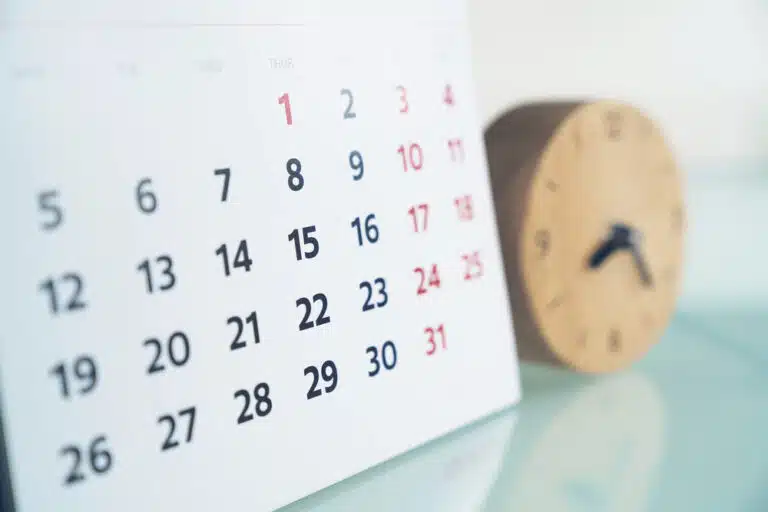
<box><xmin>281</xmin><ymin>309</ymin><xmax>768</xmax><ymax>512</ymax></box>
<box><xmin>281</xmin><ymin>172</ymin><xmax>768</xmax><ymax>511</ymax></box>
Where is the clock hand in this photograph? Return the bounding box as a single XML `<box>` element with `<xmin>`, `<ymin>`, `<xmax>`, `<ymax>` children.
<box><xmin>627</xmin><ymin>232</ymin><xmax>654</xmax><ymax>287</ymax></box>
<box><xmin>588</xmin><ymin>237</ymin><xmax>618</xmax><ymax>269</ymax></box>
<box><xmin>630</xmin><ymin>246</ymin><xmax>654</xmax><ymax>287</ymax></box>
<box><xmin>588</xmin><ymin>224</ymin><xmax>631</xmax><ymax>269</ymax></box>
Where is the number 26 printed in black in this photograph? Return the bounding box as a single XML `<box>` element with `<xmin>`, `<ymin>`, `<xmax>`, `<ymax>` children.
<box><xmin>59</xmin><ymin>435</ymin><xmax>113</xmax><ymax>487</ymax></box>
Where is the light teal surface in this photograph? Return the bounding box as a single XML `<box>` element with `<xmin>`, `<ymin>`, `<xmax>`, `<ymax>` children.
<box><xmin>278</xmin><ymin>171</ymin><xmax>768</xmax><ymax>511</ymax></box>
<box><xmin>279</xmin><ymin>311</ymin><xmax>768</xmax><ymax>512</ymax></box>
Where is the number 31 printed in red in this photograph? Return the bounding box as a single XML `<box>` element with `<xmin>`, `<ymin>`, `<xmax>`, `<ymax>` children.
<box><xmin>425</xmin><ymin>324</ymin><xmax>446</xmax><ymax>356</ymax></box>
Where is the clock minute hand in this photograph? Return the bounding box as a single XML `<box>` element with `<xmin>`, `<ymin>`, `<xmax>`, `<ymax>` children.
<box><xmin>629</xmin><ymin>245</ymin><xmax>654</xmax><ymax>287</ymax></box>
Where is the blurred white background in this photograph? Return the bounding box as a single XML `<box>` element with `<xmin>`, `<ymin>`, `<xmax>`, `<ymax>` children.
<box><xmin>467</xmin><ymin>0</ymin><xmax>767</xmax><ymax>309</ymax></box>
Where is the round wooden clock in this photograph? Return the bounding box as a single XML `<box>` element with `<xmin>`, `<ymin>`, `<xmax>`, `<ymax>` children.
<box><xmin>485</xmin><ymin>100</ymin><xmax>686</xmax><ymax>373</ymax></box>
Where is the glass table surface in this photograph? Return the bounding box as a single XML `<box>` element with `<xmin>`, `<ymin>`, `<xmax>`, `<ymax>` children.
<box><xmin>279</xmin><ymin>309</ymin><xmax>768</xmax><ymax>511</ymax></box>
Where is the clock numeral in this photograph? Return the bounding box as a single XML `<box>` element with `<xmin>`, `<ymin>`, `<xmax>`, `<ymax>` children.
<box><xmin>604</xmin><ymin>110</ymin><xmax>623</xmax><ymax>139</ymax></box>
<box><xmin>672</xmin><ymin>207</ymin><xmax>684</xmax><ymax>232</ymax></box>
<box><xmin>534</xmin><ymin>229</ymin><xmax>550</xmax><ymax>259</ymax></box>
<box><xmin>608</xmin><ymin>329</ymin><xmax>621</xmax><ymax>352</ymax></box>
<box><xmin>546</xmin><ymin>294</ymin><xmax>566</xmax><ymax>310</ymax></box>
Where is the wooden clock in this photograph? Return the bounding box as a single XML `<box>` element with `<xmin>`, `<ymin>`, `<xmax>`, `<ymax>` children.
<box><xmin>485</xmin><ymin>100</ymin><xmax>686</xmax><ymax>373</ymax></box>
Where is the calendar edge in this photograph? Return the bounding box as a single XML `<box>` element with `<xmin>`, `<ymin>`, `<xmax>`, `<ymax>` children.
<box><xmin>0</xmin><ymin>375</ymin><xmax>19</xmax><ymax>512</ymax></box>
<box><xmin>276</xmin><ymin>390</ymin><xmax>522</xmax><ymax>512</ymax></box>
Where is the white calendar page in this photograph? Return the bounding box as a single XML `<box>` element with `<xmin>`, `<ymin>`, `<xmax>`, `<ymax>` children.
<box><xmin>0</xmin><ymin>2</ymin><xmax>521</xmax><ymax>510</ymax></box>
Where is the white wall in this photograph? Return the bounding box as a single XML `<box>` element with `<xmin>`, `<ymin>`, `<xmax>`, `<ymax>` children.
<box><xmin>467</xmin><ymin>0</ymin><xmax>768</xmax><ymax>308</ymax></box>
<box><xmin>468</xmin><ymin>0</ymin><xmax>767</xmax><ymax>172</ymax></box>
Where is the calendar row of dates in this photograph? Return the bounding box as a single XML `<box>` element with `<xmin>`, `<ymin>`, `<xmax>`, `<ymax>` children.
<box><xmin>51</xmin><ymin>317</ymin><xmax>446</xmax><ymax>488</ymax></box>
<box><xmin>38</xmin><ymin>199</ymin><xmax>481</xmax><ymax>316</ymax></box>
<box><xmin>33</xmin><ymin>136</ymin><xmax>469</xmax><ymax>236</ymax></box>
<box><xmin>44</xmin><ymin>248</ymin><xmax>480</xmax><ymax>392</ymax></box>
<box><xmin>40</xmin><ymin>240</ymin><xmax>483</xmax><ymax>490</ymax></box>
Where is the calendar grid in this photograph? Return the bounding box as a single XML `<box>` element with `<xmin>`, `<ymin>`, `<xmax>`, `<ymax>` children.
<box><xmin>0</xmin><ymin>15</ymin><xmax>520</xmax><ymax>511</ymax></box>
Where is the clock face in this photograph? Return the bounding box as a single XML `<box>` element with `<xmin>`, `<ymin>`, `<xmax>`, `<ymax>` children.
<box><xmin>521</xmin><ymin>101</ymin><xmax>685</xmax><ymax>373</ymax></box>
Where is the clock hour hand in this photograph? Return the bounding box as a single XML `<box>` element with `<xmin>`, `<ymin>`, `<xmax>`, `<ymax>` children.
<box><xmin>588</xmin><ymin>224</ymin><xmax>631</xmax><ymax>269</ymax></box>
<box><xmin>588</xmin><ymin>237</ymin><xmax>619</xmax><ymax>269</ymax></box>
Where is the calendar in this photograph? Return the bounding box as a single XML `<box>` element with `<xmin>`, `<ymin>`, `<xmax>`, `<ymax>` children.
<box><xmin>0</xmin><ymin>1</ymin><xmax>521</xmax><ymax>510</ymax></box>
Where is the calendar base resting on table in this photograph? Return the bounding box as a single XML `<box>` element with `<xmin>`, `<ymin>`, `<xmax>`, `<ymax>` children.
<box><xmin>0</xmin><ymin>2</ymin><xmax>522</xmax><ymax>510</ymax></box>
